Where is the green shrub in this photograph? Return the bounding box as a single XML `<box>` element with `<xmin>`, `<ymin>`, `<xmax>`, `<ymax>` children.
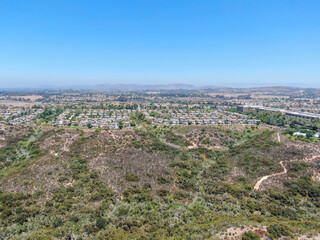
<box><xmin>125</xmin><ymin>172</ymin><xmax>139</xmax><ymax>181</ymax></box>
<box><xmin>96</xmin><ymin>217</ymin><xmax>107</xmax><ymax>229</ymax></box>
<box><xmin>242</xmin><ymin>231</ymin><xmax>260</xmax><ymax>240</ymax></box>
<box><xmin>267</xmin><ymin>224</ymin><xmax>291</xmax><ymax>239</ymax></box>
<box><xmin>157</xmin><ymin>176</ymin><xmax>170</xmax><ymax>184</ymax></box>
<box><xmin>157</xmin><ymin>189</ymin><xmax>169</xmax><ymax>197</ymax></box>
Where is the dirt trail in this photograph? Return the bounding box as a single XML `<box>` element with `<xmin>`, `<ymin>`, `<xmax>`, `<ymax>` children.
<box><xmin>254</xmin><ymin>133</ymin><xmax>320</xmax><ymax>191</ymax></box>
<box><xmin>160</xmin><ymin>138</ymin><xmax>181</xmax><ymax>149</ymax></box>
<box><xmin>187</xmin><ymin>142</ymin><xmax>198</xmax><ymax>149</ymax></box>
<box><xmin>254</xmin><ymin>161</ymin><xmax>286</xmax><ymax>190</ymax></box>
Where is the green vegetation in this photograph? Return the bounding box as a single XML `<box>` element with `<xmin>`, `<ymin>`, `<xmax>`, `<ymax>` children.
<box><xmin>234</xmin><ymin>109</ymin><xmax>320</xmax><ymax>142</ymax></box>
<box><xmin>267</xmin><ymin>224</ymin><xmax>292</xmax><ymax>239</ymax></box>
<box><xmin>164</xmin><ymin>131</ymin><xmax>190</xmax><ymax>147</ymax></box>
<box><xmin>242</xmin><ymin>231</ymin><xmax>260</xmax><ymax>240</ymax></box>
<box><xmin>125</xmin><ymin>172</ymin><xmax>139</xmax><ymax>181</ymax></box>
<box><xmin>0</xmin><ymin>129</ymin><xmax>44</xmax><ymax>177</ymax></box>
<box><xmin>286</xmin><ymin>130</ymin><xmax>320</xmax><ymax>143</ymax></box>
<box><xmin>0</xmin><ymin>126</ymin><xmax>319</xmax><ymax>239</ymax></box>
<box><xmin>130</xmin><ymin>111</ymin><xmax>151</xmax><ymax>125</ymax></box>
<box><xmin>38</xmin><ymin>107</ymin><xmax>63</xmax><ymax>122</ymax></box>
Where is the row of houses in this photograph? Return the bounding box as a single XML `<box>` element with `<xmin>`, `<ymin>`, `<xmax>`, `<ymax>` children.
<box><xmin>8</xmin><ymin>110</ymin><xmax>44</xmax><ymax>125</ymax></box>
<box><xmin>153</xmin><ymin>118</ymin><xmax>259</xmax><ymax>125</ymax></box>
<box><xmin>52</xmin><ymin>113</ymin><xmax>259</xmax><ymax>129</ymax></box>
<box><xmin>0</xmin><ymin>108</ymin><xmax>26</xmax><ymax>120</ymax></box>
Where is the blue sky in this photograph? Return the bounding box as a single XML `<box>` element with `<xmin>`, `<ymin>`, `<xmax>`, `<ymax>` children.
<box><xmin>0</xmin><ymin>0</ymin><xmax>319</xmax><ymax>88</ymax></box>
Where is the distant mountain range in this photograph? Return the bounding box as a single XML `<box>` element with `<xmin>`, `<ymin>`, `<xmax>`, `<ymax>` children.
<box><xmin>1</xmin><ymin>84</ymin><xmax>318</xmax><ymax>91</ymax></box>
<box><xmin>1</xmin><ymin>83</ymin><xmax>220</xmax><ymax>91</ymax></box>
<box><xmin>69</xmin><ymin>83</ymin><xmax>198</xmax><ymax>90</ymax></box>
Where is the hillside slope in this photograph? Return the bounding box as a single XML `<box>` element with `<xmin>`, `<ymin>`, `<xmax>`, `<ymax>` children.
<box><xmin>0</xmin><ymin>125</ymin><xmax>319</xmax><ymax>239</ymax></box>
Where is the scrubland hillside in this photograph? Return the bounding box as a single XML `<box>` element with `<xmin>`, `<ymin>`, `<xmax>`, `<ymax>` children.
<box><xmin>0</xmin><ymin>125</ymin><xmax>319</xmax><ymax>239</ymax></box>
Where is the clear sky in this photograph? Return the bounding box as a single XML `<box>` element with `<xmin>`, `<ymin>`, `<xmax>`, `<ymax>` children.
<box><xmin>0</xmin><ymin>0</ymin><xmax>320</xmax><ymax>88</ymax></box>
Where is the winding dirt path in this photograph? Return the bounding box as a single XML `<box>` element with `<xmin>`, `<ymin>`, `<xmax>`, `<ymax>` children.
<box><xmin>254</xmin><ymin>133</ymin><xmax>320</xmax><ymax>191</ymax></box>
<box><xmin>254</xmin><ymin>154</ymin><xmax>320</xmax><ymax>190</ymax></box>
<box><xmin>254</xmin><ymin>161</ymin><xmax>286</xmax><ymax>190</ymax></box>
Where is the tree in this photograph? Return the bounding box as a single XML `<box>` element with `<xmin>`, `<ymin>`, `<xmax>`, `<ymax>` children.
<box><xmin>118</xmin><ymin>120</ymin><xmax>124</xmax><ymax>129</ymax></box>
<box><xmin>306</xmin><ymin>130</ymin><xmax>316</xmax><ymax>139</ymax></box>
